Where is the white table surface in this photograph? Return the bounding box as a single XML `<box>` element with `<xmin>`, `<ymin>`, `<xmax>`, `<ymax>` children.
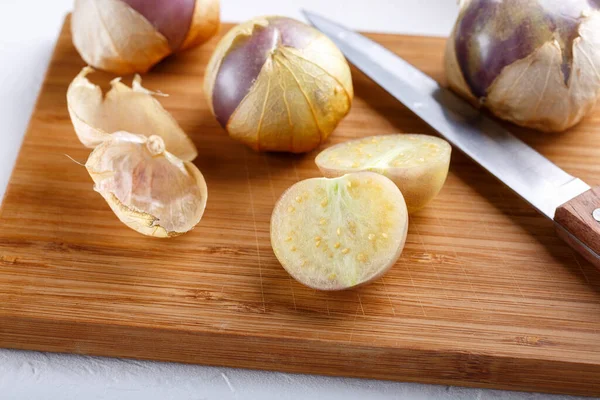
<box><xmin>0</xmin><ymin>0</ymin><xmax>592</xmax><ymax>399</ymax></box>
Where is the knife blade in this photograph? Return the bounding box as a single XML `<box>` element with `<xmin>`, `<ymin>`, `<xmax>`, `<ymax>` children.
<box><xmin>303</xmin><ymin>11</ymin><xmax>600</xmax><ymax>267</ymax></box>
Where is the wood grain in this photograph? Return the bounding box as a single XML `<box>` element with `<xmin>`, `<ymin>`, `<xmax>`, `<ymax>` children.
<box><xmin>555</xmin><ymin>187</ymin><xmax>600</xmax><ymax>268</ymax></box>
<box><xmin>2</xmin><ymin>16</ymin><xmax>600</xmax><ymax>396</ymax></box>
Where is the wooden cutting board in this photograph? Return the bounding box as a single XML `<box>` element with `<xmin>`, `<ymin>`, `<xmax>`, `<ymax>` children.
<box><xmin>2</xmin><ymin>17</ymin><xmax>600</xmax><ymax>396</ymax></box>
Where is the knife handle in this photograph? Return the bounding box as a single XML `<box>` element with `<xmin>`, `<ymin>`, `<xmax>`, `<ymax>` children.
<box><xmin>555</xmin><ymin>186</ymin><xmax>600</xmax><ymax>268</ymax></box>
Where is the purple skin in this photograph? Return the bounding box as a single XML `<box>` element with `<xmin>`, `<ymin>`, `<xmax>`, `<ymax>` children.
<box><xmin>121</xmin><ymin>0</ymin><xmax>196</xmax><ymax>50</ymax></box>
<box><xmin>211</xmin><ymin>17</ymin><xmax>319</xmax><ymax>127</ymax></box>
<box><xmin>455</xmin><ymin>0</ymin><xmax>600</xmax><ymax>99</ymax></box>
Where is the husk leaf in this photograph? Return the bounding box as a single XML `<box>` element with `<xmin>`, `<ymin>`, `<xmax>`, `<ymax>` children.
<box><xmin>67</xmin><ymin>67</ymin><xmax>197</xmax><ymax>162</ymax></box>
<box><xmin>85</xmin><ymin>132</ymin><xmax>207</xmax><ymax>238</ymax></box>
<box><xmin>204</xmin><ymin>17</ymin><xmax>271</xmax><ymax>116</ymax></box>
<box><xmin>485</xmin><ymin>13</ymin><xmax>600</xmax><ymax>132</ymax></box>
<box><xmin>445</xmin><ymin>7</ymin><xmax>600</xmax><ymax>132</ymax></box>
<box><xmin>71</xmin><ymin>0</ymin><xmax>172</xmax><ymax>74</ymax></box>
<box><xmin>179</xmin><ymin>0</ymin><xmax>221</xmax><ymax>51</ymax></box>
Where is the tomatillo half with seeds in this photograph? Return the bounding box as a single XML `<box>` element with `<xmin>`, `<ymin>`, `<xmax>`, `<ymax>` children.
<box><xmin>316</xmin><ymin>134</ymin><xmax>451</xmax><ymax>213</ymax></box>
<box><xmin>271</xmin><ymin>172</ymin><xmax>408</xmax><ymax>291</ymax></box>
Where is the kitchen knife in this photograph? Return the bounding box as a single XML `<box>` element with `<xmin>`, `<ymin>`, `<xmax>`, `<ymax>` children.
<box><xmin>303</xmin><ymin>11</ymin><xmax>600</xmax><ymax>268</ymax></box>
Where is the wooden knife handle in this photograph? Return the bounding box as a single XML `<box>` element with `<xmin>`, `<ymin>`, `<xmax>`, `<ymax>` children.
<box><xmin>555</xmin><ymin>186</ymin><xmax>600</xmax><ymax>268</ymax></box>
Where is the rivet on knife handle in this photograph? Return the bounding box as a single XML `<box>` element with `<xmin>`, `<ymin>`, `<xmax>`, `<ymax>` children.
<box><xmin>555</xmin><ymin>187</ymin><xmax>600</xmax><ymax>267</ymax></box>
<box><xmin>593</xmin><ymin>208</ymin><xmax>600</xmax><ymax>222</ymax></box>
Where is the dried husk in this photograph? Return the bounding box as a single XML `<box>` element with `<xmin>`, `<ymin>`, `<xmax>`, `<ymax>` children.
<box><xmin>72</xmin><ymin>0</ymin><xmax>171</xmax><ymax>74</ymax></box>
<box><xmin>486</xmin><ymin>15</ymin><xmax>600</xmax><ymax>132</ymax></box>
<box><xmin>67</xmin><ymin>67</ymin><xmax>197</xmax><ymax>162</ymax></box>
<box><xmin>204</xmin><ymin>16</ymin><xmax>353</xmax><ymax>153</ymax></box>
<box><xmin>444</xmin><ymin>23</ymin><xmax>477</xmax><ymax>106</ymax></box>
<box><xmin>72</xmin><ymin>0</ymin><xmax>220</xmax><ymax>74</ymax></box>
<box><xmin>179</xmin><ymin>0</ymin><xmax>221</xmax><ymax>51</ymax></box>
<box><xmin>445</xmin><ymin>0</ymin><xmax>600</xmax><ymax>132</ymax></box>
<box><xmin>86</xmin><ymin>132</ymin><xmax>207</xmax><ymax>237</ymax></box>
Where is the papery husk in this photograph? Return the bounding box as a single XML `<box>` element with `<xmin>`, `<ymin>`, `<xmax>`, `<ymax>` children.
<box><xmin>86</xmin><ymin>132</ymin><xmax>207</xmax><ymax>238</ymax></box>
<box><xmin>67</xmin><ymin>67</ymin><xmax>197</xmax><ymax>162</ymax></box>
<box><xmin>444</xmin><ymin>23</ymin><xmax>478</xmax><ymax>106</ymax></box>
<box><xmin>179</xmin><ymin>0</ymin><xmax>221</xmax><ymax>51</ymax></box>
<box><xmin>226</xmin><ymin>44</ymin><xmax>353</xmax><ymax>153</ymax></box>
<box><xmin>72</xmin><ymin>0</ymin><xmax>172</xmax><ymax>74</ymax></box>
<box><xmin>204</xmin><ymin>17</ymin><xmax>353</xmax><ymax>153</ymax></box>
<box><xmin>203</xmin><ymin>17</ymin><xmax>270</xmax><ymax>116</ymax></box>
<box><xmin>445</xmin><ymin>5</ymin><xmax>600</xmax><ymax>132</ymax></box>
<box><xmin>204</xmin><ymin>18</ymin><xmax>353</xmax><ymax>103</ymax></box>
<box><xmin>485</xmin><ymin>14</ymin><xmax>600</xmax><ymax>132</ymax></box>
<box><xmin>457</xmin><ymin>0</ymin><xmax>473</xmax><ymax>9</ymax></box>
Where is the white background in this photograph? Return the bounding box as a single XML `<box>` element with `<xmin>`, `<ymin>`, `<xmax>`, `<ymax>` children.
<box><xmin>0</xmin><ymin>0</ymin><xmax>590</xmax><ymax>399</ymax></box>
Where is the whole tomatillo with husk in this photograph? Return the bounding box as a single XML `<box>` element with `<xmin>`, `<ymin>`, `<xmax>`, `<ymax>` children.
<box><xmin>445</xmin><ymin>0</ymin><xmax>600</xmax><ymax>132</ymax></box>
<box><xmin>72</xmin><ymin>0</ymin><xmax>220</xmax><ymax>74</ymax></box>
<box><xmin>204</xmin><ymin>16</ymin><xmax>354</xmax><ymax>153</ymax></box>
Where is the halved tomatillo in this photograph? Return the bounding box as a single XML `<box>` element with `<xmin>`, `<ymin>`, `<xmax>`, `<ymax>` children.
<box><xmin>271</xmin><ymin>172</ymin><xmax>408</xmax><ymax>291</ymax></box>
<box><xmin>315</xmin><ymin>134</ymin><xmax>451</xmax><ymax>213</ymax></box>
